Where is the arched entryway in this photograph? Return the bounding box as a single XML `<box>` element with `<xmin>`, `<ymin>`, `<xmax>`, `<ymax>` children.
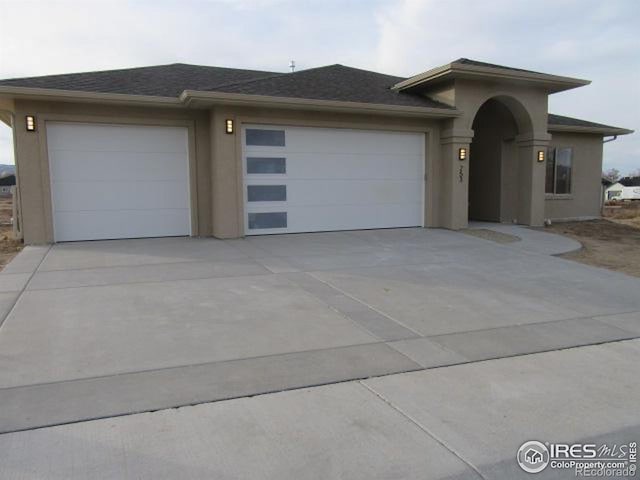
<box><xmin>468</xmin><ymin>96</ymin><xmax>533</xmax><ymax>223</ymax></box>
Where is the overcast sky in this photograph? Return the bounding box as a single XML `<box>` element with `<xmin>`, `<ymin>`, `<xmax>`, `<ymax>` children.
<box><xmin>0</xmin><ymin>0</ymin><xmax>638</xmax><ymax>174</ymax></box>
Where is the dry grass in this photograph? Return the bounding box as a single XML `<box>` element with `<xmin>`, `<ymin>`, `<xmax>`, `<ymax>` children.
<box><xmin>544</xmin><ymin>204</ymin><xmax>640</xmax><ymax>277</ymax></box>
<box><xmin>603</xmin><ymin>201</ymin><xmax>640</xmax><ymax>229</ymax></box>
<box><xmin>0</xmin><ymin>197</ymin><xmax>23</xmax><ymax>271</ymax></box>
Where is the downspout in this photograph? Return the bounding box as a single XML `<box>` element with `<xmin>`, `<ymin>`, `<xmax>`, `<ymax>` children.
<box><xmin>603</xmin><ymin>135</ymin><xmax>617</xmax><ymax>143</ymax></box>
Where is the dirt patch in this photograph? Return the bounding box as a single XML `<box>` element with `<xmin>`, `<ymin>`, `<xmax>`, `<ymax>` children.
<box><xmin>544</xmin><ymin>218</ymin><xmax>640</xmax><ymax>277</ymax></box>
<box><xmin>463</xmin><ymin>228</ymin><xmax>520</xmax><ymax>244</ymax></box>
<box><xmin>0</xmin><ymin>197</ymin><xmax>23</xmax><ymax>271</ymax></box>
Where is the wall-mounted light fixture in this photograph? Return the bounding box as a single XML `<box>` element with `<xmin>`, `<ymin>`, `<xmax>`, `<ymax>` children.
<box><xmin>537</xmin><ymin>150</ymin><xmax>545</xmax><ymax>162</ymax></box>
<box><xmin>25</xmin><ymin>115</ymin><xmax>37</xmax><ymax>132</ymax></box>
<box><xmin>225</xmin><ymin>119</ymin><xmax>234</xmax><ymax>134</ymax></box>
<box><xmin>458</xmin><ymin>147</ymin><xmax>467</xmax><ymax>161</ymax></box>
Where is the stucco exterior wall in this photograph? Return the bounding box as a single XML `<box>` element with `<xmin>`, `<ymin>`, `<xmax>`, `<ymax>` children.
<box><xmin>545</xmin><ymin>132</ymin><xmax>603</xmax><ymax>220</ymax></box>
<box><xmin>7</xmin><ymin>97</ymin><xmax>607</xmax><ymax>245</ymax></box>
<box><xmin>11</xmin><ymin>100</ymin><xmax>442</xmax><ymax>243</ymax></box>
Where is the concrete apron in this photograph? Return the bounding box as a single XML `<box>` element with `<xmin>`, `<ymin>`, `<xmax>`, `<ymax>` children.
<box><xmin>0</xmin><ymin>229</ymin><xmax>639</xmax><ymax>433</ymax></box>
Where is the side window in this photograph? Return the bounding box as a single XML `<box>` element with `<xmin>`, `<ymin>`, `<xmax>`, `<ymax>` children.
<box><xmin>545</xmin><ymin>148</ymin><xmax>556</xmax><ymax>194</ymax></box>
<box><xmin>554</xmin><ymin>147</ymin><xmax>572</xmax><ymax>194</ymax></box>
<box><xmin>545</xmin><ymin>147</ymin><xmax>573</xmax><ymax>194</ymax></box>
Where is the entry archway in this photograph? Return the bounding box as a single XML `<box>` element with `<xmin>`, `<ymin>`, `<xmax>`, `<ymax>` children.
<box><xmin>468</xmin><ymin>95</ymin><xmax>533</xmax><ymax>223</ymax></box>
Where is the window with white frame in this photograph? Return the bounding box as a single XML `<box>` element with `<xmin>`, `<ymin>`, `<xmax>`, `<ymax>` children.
<box><xmin>545</xmin><ymin>147</ymin><xmax>573</xmax><ymax>194</ymax></box>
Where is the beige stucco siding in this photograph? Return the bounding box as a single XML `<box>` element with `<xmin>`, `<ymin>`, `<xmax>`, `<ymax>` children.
<box><xmin>12</xmin><ymin>100</ymin><xmax>441</xmax><ymax>243</ymax></box>
<box><xmin>12</xmin><ymin>100</ymin><xmax>211</xmax><ymax>244</ymax></box>
<box><xmin>545</xmin><ymin>132</ymin><xmax>603</xmax><ymax>220</ymax></box>
<box><xmin>8</xmin><ymin>94</ymin><xmax>609</xmax><ymax>245</ymax></box>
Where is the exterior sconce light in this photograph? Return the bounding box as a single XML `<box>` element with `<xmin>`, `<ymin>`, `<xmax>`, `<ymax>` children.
<box><xmin>537</xmin><ymin>150</ymin><xmax>545</xmax><ymax>162</ymax></box>
<box><xmin>25</xmin><ymin>115</ymin><xmax>37</xmax><ymax>132</ymax></box>
<box><xmin>225</xmin><ymin>119</ymin><xmax>234</xmax><ymax>134</ymax></box>
<box><xmin>458</xmin><ymin>147</ymin><xmax>467</xmax><ymax>161</ymax></box>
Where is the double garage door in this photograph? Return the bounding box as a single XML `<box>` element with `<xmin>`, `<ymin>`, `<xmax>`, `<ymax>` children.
<box><xmin>243</xmin><ymin>125</ymin><xmax>424</xmax><ymax>235</ymax></box>
<box><xmin>47</xmin><ymin>122</ymin><xmax>424</xmax><ymax>241</ymax></box>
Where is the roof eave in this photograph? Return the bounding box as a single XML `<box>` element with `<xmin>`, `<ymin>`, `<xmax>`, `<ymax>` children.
<box><xmin>0</xmin><ymin>86</ymin><xmax>183</xmax><ymax>108</ymax></box>
<box><xmin>0</xmin><ymin>85</ymin><xmax>460</xmax><ymax>118</ymax></box>
<box><xmin>548</xmin><ymin>124</ymin><xmax>634</xmax><ymax>136</ymax></box>
<box><xmin>181</xmin><ymin>90</ymin><xmax>461</xmax><ymax>118</ymax></box>
<box><xmin>393</xmin><ymin>63</ymin><xmax>590</xmax><ymax>93</ymax></box>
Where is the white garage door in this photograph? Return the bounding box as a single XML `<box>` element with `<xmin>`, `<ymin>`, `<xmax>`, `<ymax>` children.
<box><xmin>47</xmin><ymin>123</ymin><xmax>190</xmax><ymax>242</ymax></box>
<box><xmin>243</xmin><ymin>125</ymin><xmax>424</xmax><ymax>235</ymax></box>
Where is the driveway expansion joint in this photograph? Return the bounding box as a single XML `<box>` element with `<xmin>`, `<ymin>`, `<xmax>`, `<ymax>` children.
<box><xmin>304</xmin><ymin>271</ymin><xmax>424</xmax><ymax>337</ymax></box>
<box><xmin>0</xmin><ymin>244</ymin><xmax>52</xmax><ymax>329</ymax></box>
<box><xmin>359</xmin><ymin>381</ymin><xmax>487</xmax><ymax>480</ymax></box>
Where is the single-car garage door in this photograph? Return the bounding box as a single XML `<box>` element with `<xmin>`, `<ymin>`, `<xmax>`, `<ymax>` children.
<box><xmin>243</xmin><ymin>125</ymin><xmax>424</xmax><ymax>235</ymax></box>
<box><xmin>47</xmin><ymin>123</ymin><xmax>191</xmax><ymax>242</ymax></box>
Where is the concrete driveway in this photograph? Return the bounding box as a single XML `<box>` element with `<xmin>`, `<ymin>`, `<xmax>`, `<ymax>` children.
<box><xmin>1</xmin><ymin>226</ymin><xmax>639</xmax><ymax>433</ymax></box>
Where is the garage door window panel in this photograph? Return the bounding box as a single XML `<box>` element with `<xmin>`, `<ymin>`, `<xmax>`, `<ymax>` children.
<box><xmin>247</xmin><ymin>157</ymin><xmax>286</xmax><ymax>174</ymax></box>
<box><xmin>248</xmin><ymin>212</ymin><xmax>288</xmax><ymax>229</ymax></box>
<box><xmin>247</xmin><ymin>185</ymin><xmax>287</xmax><ymax>202</ymax></box>
<box><xmin>246</xmin><ymin>129</ymin><xmax>285</xmax><ymax>147</ymax></box>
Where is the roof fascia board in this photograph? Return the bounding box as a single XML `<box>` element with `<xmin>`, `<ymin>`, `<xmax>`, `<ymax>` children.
<box><xmin>0</xmin><ymin>86</ymin><xmax>183</xmax><ymax>107</ymax></box>
<box><xmin>548</xmin><ymin>124</ymin><xmax>633</xmax><ymax>136</ymax></box>
<box><xmin>391</xmin><ymin>64</ymin><xmax>453</xmax><ymax>91</ymax></box>
<box><xmin>181</xmin><ymin>90</ymin><xmax>461</xmax><ymax>118</ymax></box>
<box><xmin>393</xmin><ymin>63</ymin><xmax>590</xmax><ymax>93</ymax></box>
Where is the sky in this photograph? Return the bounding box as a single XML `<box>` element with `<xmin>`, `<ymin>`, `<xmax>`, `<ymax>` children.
<box><xmin>0</xmin><ymin>0</ymin><xmax>638</xmax><ymax>175</ymax></box>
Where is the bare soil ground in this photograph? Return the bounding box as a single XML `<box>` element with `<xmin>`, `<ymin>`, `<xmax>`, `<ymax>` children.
<box><xmin>0</xmin><ymin>197</ymin><xmax>22</xmax><ymax>271</ymax></box>
<box><xmin>544</xmin><ymin>202</ymin><xmax>640</xmax><ymax>277</ymax></box>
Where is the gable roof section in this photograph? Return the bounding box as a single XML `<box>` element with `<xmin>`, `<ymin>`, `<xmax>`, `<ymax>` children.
<box><xmin>548</xmin><ymin>114</ymin><xmax>633</xmax><ymax>135</ymax></box>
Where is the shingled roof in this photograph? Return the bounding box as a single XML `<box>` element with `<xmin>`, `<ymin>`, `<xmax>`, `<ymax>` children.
<box><xmin>206</xmin><ymin>64</ymin><xmax>451</xmax><ymax>108</ymax></box>
<box><xmin>0</xmin><ymin>63</ymin><xmax>279</xmax><ymax>97</ymax></box>
<box><xmin>619</xmin><ymin>176</ymin><xmax>640</xmax><ymax>187</ymax></box>
<box><xmin>548</xmin><ymin>114</ymin><xmax>619</xmax><ymax>130</ymax></box>
<box><xmin>455</xmin><ymin>58</ymin><xmax>549</xmax><ymax>75</ymax></box>
<box><xmin>0</xmin><ymin>62</ymin><xmax>631</xmax><ymax>131</ymax></box>
<box><xmin>0</xmin><ymin>63</ymin><xmax>453</xmax><ymax>109</ymax></box>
